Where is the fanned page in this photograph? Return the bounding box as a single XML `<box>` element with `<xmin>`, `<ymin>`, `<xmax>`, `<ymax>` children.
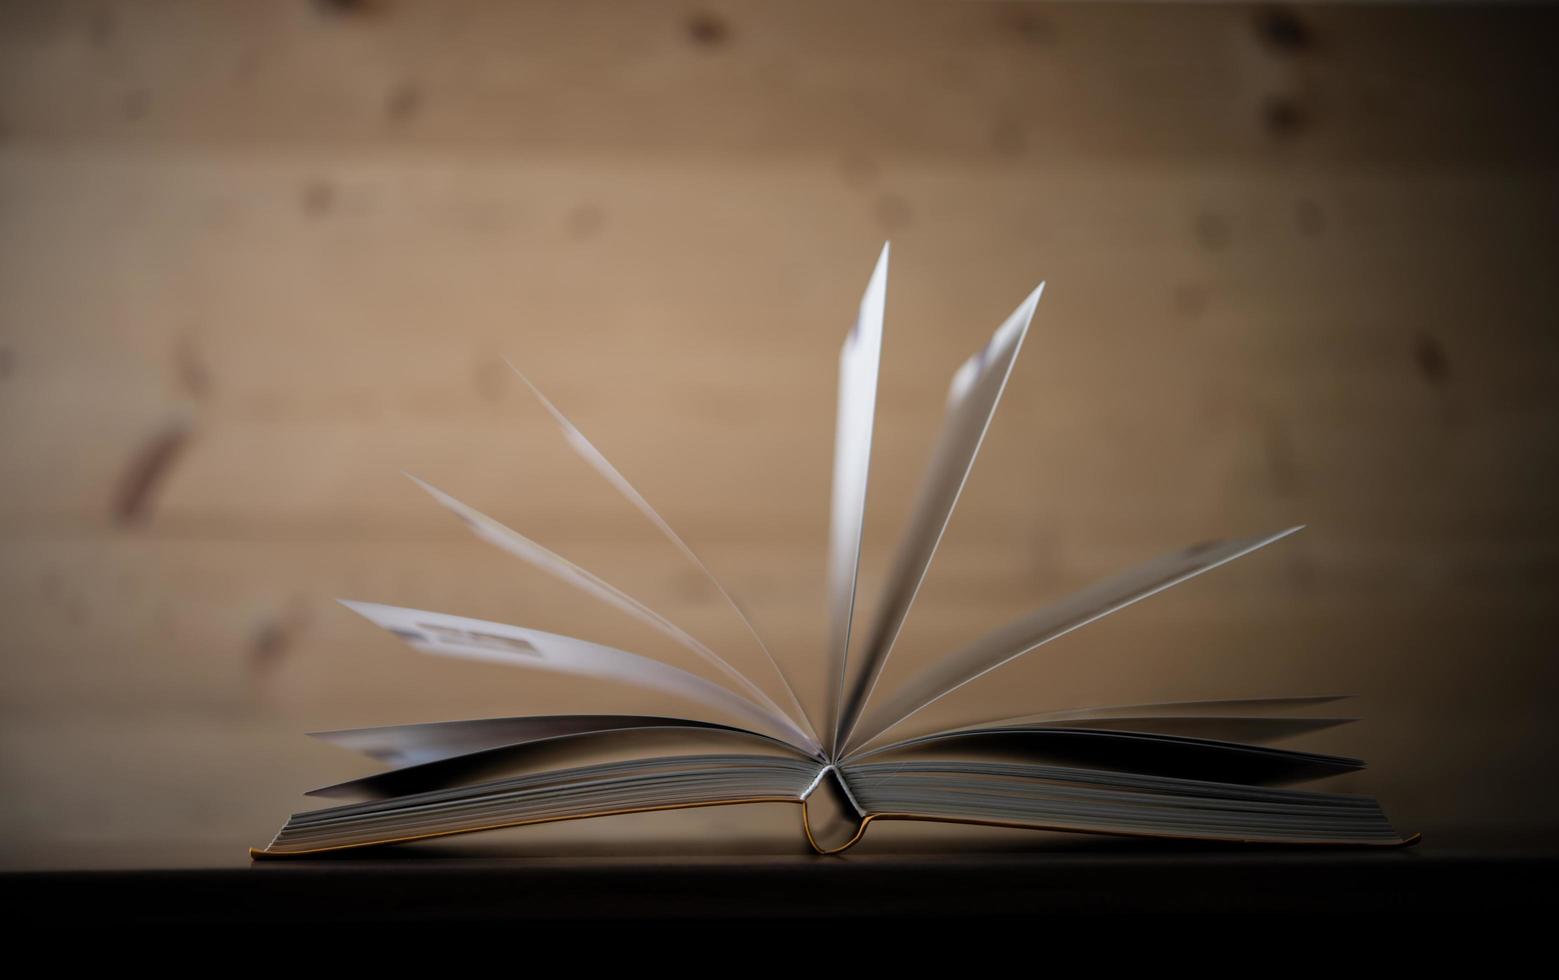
<box><xmin>311</xmin><ymin>714</ymin><xmax>761</xmax><ymax>767</ymax></box>
<box><xmin>861</xmin><ymin>695</ymin><xmax>1355</xmax><ymax>752</ymax></box>
<box><xmin>504</xmin><ymin>362</ymin><xmax>818</xmax><ymax>749</ymax></box>
<box><xmin>847</xmin><ymin>727</ymin><xmax>1363</xmax><ymax>784</ymax></box>
<box><xmin>338</xmin><ymin>601</ymin><xmax>813</xmax><ymax>752</ymax></box>
<box><xmin>843</xmin><ymin>528</ymin><xmax>1304</xmax><ymax>754</ymax></box>
<box><xmin>399</xmin><ymin>475</ymin><xmax>818</xmax><ymax>754</ymax></box>
<box><xmin>857</xmin><ymin>715</ymin><xmax>1355</xmax><ymax>754</ymax></box>
<box><xmin>988</xmin><ymin>694</ymin><xmax>1353</xmax><ymax>725</ymax></box>
<box><xmin>308</xmin><ymin>724</ymin><xmax>800</xmax><ymax>800</ymax></box>
<box><xmin>824</xmin><ymin>243</ymin><xmax>889</xmax><ymax>753</ymax></box>
<box><xmin>305</xmin><ymin>698</ymin><xmax>1352</xmax><ymax>799</ymax></box>
<box><xmin>836</xmin><ymin>284</ymin><xmax>1044</xmax><ymax>750</ymax></box>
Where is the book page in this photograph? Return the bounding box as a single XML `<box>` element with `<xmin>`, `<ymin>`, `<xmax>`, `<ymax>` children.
<box><xmin>846</xmin><ymin>727</ymin><xmax>1363</xmax><ymax>783</ymax></box>
<box><xmin>824</xmin><ymin>243</ymin><xmax>889</xmax><ymax>753</ymax></box>
<box><xmin>506</xmin><ymin>363</ymin><xmax>818</xmax><ymax>748</ymax></box>
<box><xmin>855</xmin><ymin>715</ymin><xmax>1355</xmax><ymax>760</ymax></box>
<box><xmin>311</xmin><ymin>714</ymin><xmax>760</xmax><ymax>767</ymax></box>
<box><xmin>862</xmin><ymin>695</ymin><xmax>1353</xmax><ymax>749</ymax></box>
<box><xmin>993</xmin><ymin>694</ymin><xmax>1352</xmax><ymax>724</ymax></box>
<box><xmin>836</xmin><ymin>284</ymin><xmax>1043</xmax><ymax>750</ymax></box>
<box><xmin>403</xmin><ymin>474</ymin><xmax>817</xmax><ymax>754</ymax></box>
<box><xmin>309</xmin><ymin>724</ymin><xmax>805</xmax><ymax>799</ymax></box>
<box><xmin>338</xmin><ymin>600</ymin><xmax>817</xmax><ymax>753</ymax></box>
<box><xmin>843</xmin><ymin>527</ymin><xmax>1304</xmax><ymax>753</ymax></box>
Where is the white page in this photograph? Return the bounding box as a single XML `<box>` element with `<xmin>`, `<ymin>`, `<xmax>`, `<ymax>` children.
<box><xmin>1018</xmin><ymin>715</ymin><xmax>1352</xmax><ymax>741</ymax></box>
<box><xmin>850</xmin><ymin>715</ymin><xmax>1354</xmax><ymax>761</ymax></box>
<box><xmin>984</xmin><ymin>694</ymin><xmax>1352</xmax><ymax>726</ymax></box>
<box><xmin>308</xmin><ymin>724</ymin><xmax>798</xmax><ymax>799</ymax></box>
<box><xmin>338</xmin><ymin>600</ymin><xmax>818</xmax><ymax>753</ymax></box>
<box><xmin>871</xmin><ymin>695</ymin><xmax>1352</xmax><ymax>746</ymax></box>
<box><xmin>842</xmin><ymin>527</ymin><xmax>1304</xmax><ymax>754</ymax></box>
<box><xmin>403</xmin><ymin>473</ymin><xmax>819</xmax><ymax>754</ymax></box>
<box><xmin>836</xmin><ymin>284</ymin><xmax>1044</xmax><ymax>750</ymax></box>
<box><xmin>825</xmin><ymin>243</ymin><xmax>889</xmax><ymax>753</ymax></box>
<box><xmin>854</xmin><ymin>695</ymin><xmax>1353</xmax><ymax>758</ymax></box>
<box><xmin>504</xmin><ymin>361</ymin><xmax>818</xmax><ymax>747</ymax></box>
<box><xmin>311</xmin><ymin>714</ymin><xmax>752</xmax><ymax>767</ymax></box>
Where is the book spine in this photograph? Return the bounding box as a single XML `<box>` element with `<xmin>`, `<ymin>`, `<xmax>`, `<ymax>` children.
<box><xmin>800</xmin><ymin>765</ymin><xmax>868</xmax><ymax>854</ymax></box>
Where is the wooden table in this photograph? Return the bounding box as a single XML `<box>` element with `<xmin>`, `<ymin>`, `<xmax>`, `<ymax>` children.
<box><xmin>7</xmin><ymin>838</ymin><xmax>1553</xmax><ymax>921</ymax></box>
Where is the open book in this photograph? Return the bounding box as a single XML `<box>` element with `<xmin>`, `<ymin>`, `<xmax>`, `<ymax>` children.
<box><xmin>252</xmin><ymin>245</ymin><xmax>1414</xmax><ymax>857</ymax></box>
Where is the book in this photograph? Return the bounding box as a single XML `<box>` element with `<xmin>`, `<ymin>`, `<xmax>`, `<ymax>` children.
<box><xmin>252</xmin><ymin>244</ymin><xmax>1415</xmax><ymax>858</ymax></box>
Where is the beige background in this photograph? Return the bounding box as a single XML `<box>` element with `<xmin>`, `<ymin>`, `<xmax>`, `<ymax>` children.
<box><xmin>1</xmin><ymin>0</ymin><xmax>1556</xmax><ymax>866</ymax></box>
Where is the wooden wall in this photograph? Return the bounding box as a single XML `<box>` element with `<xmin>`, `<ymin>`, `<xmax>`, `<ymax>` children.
<box><xmin>1</xmin><ymin>0</ymin><xmax>1556</xmax><ymax>864</ymax></box>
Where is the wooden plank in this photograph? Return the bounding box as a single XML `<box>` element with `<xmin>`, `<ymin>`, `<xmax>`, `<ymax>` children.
<box><xmin>1</xmin><ymin>1</ymin><xmax>1557</xmax><ymax>854</ymax></box>
<box><xmin>0</xmin><ymin>2</ymin><xmax>1554</xmax><ymax>168</ymax></box>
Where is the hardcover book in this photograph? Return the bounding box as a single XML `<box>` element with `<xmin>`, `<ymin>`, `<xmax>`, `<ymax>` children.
<box><xmin>252</xmin><ymin>245</ymin><xmax>1414</xmax><ymax>857</ymax></box>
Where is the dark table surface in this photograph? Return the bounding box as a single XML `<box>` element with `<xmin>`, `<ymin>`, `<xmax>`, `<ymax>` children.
<box><xmin>6</xmin><ymin>831</ymin><xmax>1555</xmax><ymax>921</ymax></box>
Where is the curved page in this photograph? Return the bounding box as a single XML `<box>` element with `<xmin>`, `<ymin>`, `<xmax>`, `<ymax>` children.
<box><xmin>338</xmin><ymin>600</ymin><xmax>817</xmax><ymax>754</ymax></box>
<box><xmin>860</xmin><ymin>715</ymin><xmax>1354</xmax><ymax>755</ymax></box>
<box><xmin>844</xmin><ymin>527</ymin><xmax>1304</xmax><ymax>753</ymax></box>
<box><xmin>892</xmin><ymin>695</ymin><xmax>1354</xmax><ymax>741</ymax></box>
<box><xmin>991</xmin><ymin>694</ymin><xmax>1352</xmax><ymax>725</ymax></box>
<box><xmin>507</xmin><ymin>363</ymin><xmax>817</xmax><ymax>746</ymax></box>
<box><xmin>310</xmin><ymin>714</ymin><xmax>756</xmax><ymax>767</ymax></box>
<box><xmin>404</xmin><ymin>474</ymin><xmax>816</xmax><ymax>753</ymax></box>
<box><xmin>837</xmin><ymin>284</ymin><xmax>1043</xmax><ymax>749</ymax></box>
<box><xmin>309</xmin><ymin>725</ymin><xmax>802</xmax><ymax>799</ymax></box>
<box><xmin>825</xmin><ymin>243</ymin><xmax>889</xmax><ymax>753</ymax></box>
<box><xmin>848</xmin><ymin>727</ymin><xmax>1363</xmax><ymax>785</ymax></box>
